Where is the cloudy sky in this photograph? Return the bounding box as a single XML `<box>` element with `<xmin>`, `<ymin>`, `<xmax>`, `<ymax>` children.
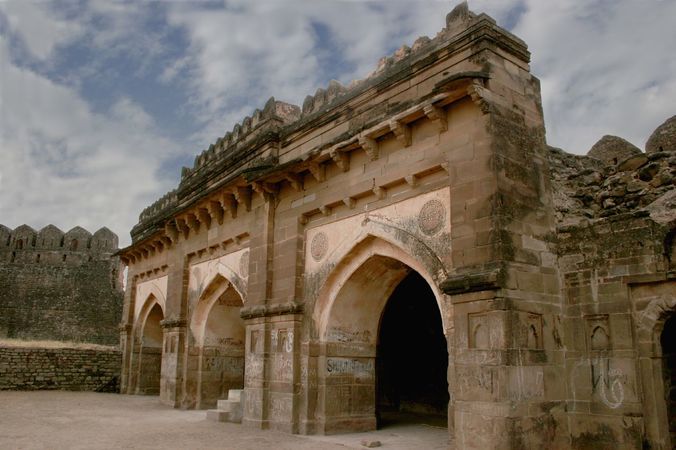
<box><xmin>1</xmin><ymin>0</ymin><xmax>674</xmax><ymax>246</ymax></box>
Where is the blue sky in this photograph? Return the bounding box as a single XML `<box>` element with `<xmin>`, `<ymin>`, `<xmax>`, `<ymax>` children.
<box><xmin>1</xmin><ymin>0</ymin><xmax>675</xmax><ymax>246</ymax></box>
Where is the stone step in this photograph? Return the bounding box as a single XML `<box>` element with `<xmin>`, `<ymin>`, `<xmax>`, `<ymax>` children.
<box><xmin>227</xmin><ymin>389</ymin><xmax>243</xmax><ymax>402</ymax></box>
<box><xmin>216</xmin><ymin>399</ymin><xmax>237</xmax><ymax>411</ymax></box>
<box><xmin>206</xmin><ymin>409</ymin><xmax>231</xmax><ymax>422</ymax></box>
<box><xmin>207</xmin><ymin>390</ymin><xmax>243</xmax><ymax>424</ymax></box>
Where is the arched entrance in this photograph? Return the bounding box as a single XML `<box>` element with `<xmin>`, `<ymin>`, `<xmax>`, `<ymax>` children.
<box><xmin>191</xmin><ymin>275</ymin><xmax>245</xmax><ymax>409</ymax></box>
<box><xmin>315</xmin><ymin>238</ymin><xmax>451</xmax><ymax>434</ymax></box>
<box><xmin>137</xmin><ymin>301</ymin><xmax>164</xmax><ymax>394</ymax></box>
<box><xmin>661</xmin><ymin>315</ymin><xmax>676</xmax><ymax>446</ymax></box>
<box><xmin>377</xmin><ymin>271</ymin><xmax>449</xmax><ymax>427</ymax></box>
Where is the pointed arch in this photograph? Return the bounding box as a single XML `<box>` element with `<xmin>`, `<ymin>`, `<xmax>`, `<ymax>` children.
<box><xmin>309</xmin><ymin>232</ymin><xmax>452</xmax><ymax>434</ymax></box>
<box><xmin>134</xmin><ymin>281</ymin><xmax>167</xmax><ymax>323</ymax></box>
<box><xmin>635</xmin><ymin>293</ymin><xmax>676</xmax><ymax>348</ymax></box>
<box><xmin>135</xmin><ymin>293</ymin><xmax>165</xmax><ymax>340</ymax></box>
<box><xmin>194</xmin><ymin>262</ymin><xmax>247</xmax><ymax>305</ymax></box>
<box><xmin>313</xmin><ymin>234</ymin><xmax>449</xmax><ymax>341</ymax></box>
<box><xmin>190</xmin><ymin>273</ymin><xmax>244</xmax><ymax>346</ymax></box>
<box><xmin>189</xmin><ymin>272</ymin><xmax>246</xmax><ymax>408</ymax></box>
<box><xmin>320</xmin><ymin>217</ymin><xmax>448</xmax><ymax>285</ymax></box>
<box><xmin>133</xmin><ymin>294</ymin><xmax>165</xmax><ymax>396</ymax></box>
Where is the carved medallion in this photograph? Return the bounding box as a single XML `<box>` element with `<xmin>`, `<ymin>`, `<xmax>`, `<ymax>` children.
<box><xmin>418</xmin><ymin>199</ymin><xmax>446</xmax><ymax>235</ymax></box>
<box><xmin>310</xmin><ymin>232</ymin><xmax>328</xmax><ymax>261</ymax></box>
<box><xmin>239</xmin><ymin>251</ymin><xmax>249</xmax><ymax>278</ymax></box>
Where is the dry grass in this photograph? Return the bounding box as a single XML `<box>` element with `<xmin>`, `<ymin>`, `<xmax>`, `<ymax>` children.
<box><xmin>0</xmin><ymin>338</ymin><xmax>118</xmax><ymax>351</ymax></box>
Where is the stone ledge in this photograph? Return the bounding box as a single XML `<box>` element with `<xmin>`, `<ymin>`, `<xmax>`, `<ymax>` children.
<box><xmin>240</xmin><ymin>302</ymin><xmax>304</xmax><ymax>320</ymax></box>
<box><xmin>440</xmin><ymin>268</ymin><xmax>502</xmax><ymax>296</ymax></box>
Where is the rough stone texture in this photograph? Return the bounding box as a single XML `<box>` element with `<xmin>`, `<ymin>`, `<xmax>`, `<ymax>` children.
<box><xmin>646</xmin><ymin>115</ymin><xmax>676</xmax><ymax>154</ymax></box>
<box><xmin>0</xmin><ymin>345</ymin><xmax>120</xmax><ymax>392</ymax></box>
<box><xmin>548</xmin><ymin>144</ymin><xmax>675</xmax><ymax>226</ymax></box>
<box><xmin>0</xmin><ymin>224</ymin><xmax>124</xmax><ymax>345</ymax></box>
<box><xmin>587</xmin><ymin>135</ymin><xmax>642</xmax><ymax>165</ymax></box>
<box><xmin>116</xmin><ymin>3</ymin><xmax>676</xmax><ymax>450</ymax></box>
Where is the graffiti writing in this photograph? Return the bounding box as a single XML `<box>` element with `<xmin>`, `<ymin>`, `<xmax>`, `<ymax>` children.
<box><xmin>326</xmin><ymin>358</ymin><xmax>373</xmax><ymax>376</ymax></box>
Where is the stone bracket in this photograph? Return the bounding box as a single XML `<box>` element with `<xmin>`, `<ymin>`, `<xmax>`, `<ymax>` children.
<box><xmin>423</xmin><ymin>104</ymin><xmax>448</xmax><ymax>132</ymax></box>
<box><xmin>207</xmin><ymin>200</ymin><xmax>225</xmax><ymax>225</ymax></box>
<box><xmin>196</xmin><ymin>207</ymin><xmax>212</xmax><ymax>230</ymax></box>
<box><xmin>308</xmin><ymin>162</ymin><xmax>326</xmax><ymax>182</ymax></box>
<box><xmin>440</xmin><ymin>268</ymin><xmax>503</xmax><ymax>296</ymax></box>
<box><xmin>284</xmin><ymin>172</ymin><xmax>303</xmax><ymax>192</ymax></box>
<box><xmin>220</xmin><ymin>192</ymin><xmax>238</xmax><ymax>219</ymax></box>
<box><xmin>330</xmin><ymin>149</ymin><xmax>350</xmax><ymax>172</ymax></box>
<box><xmin>234</xmin><ymin>186</ymin><xmax>252</xmax><ymax>212</ymax></box>
<box><xmin>358</xmin><ymin>135</ymin><xmax>379</xmax><ymax>161</ymax></box>
<box><xmin>467</xmin><ymin>79</ymin><xmax>492</xmax><ymax>114</ymax></box>
<box><xmin>252</xmin><ymin>181</ymin><xmax>278</xmax><ymax>202</ymax></box>
<box><xmin>389</xmin><ymin>120</ymin><xmax>411</xmax><ymax>147</ymax></box>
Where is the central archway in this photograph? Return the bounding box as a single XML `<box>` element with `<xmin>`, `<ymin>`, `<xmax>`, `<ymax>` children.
<box><xmin>314</xmin><ymin>237</ymin><xmax>451</xmax><ymax>435</ymax></box>
<box><xmin>377</xmin><ymin>271</ymin><xmax>449</xmax><ymax>427</ymax></box>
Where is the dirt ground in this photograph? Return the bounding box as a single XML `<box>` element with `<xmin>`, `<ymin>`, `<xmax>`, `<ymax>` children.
<box><xmin>0</xmin><ymin>391</ymin><xmax>450</xmax><ymax>450</ymax></box>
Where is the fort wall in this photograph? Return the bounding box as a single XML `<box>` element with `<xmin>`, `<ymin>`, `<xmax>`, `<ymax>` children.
<box><xmin>0</xmin><ymin>344</ymin><xmax>120</xmax><ymax>392</ymax></box>
<box><xmin>0</xmin><ymin>225</ymin><xmax>123</xmax><ymax>345</ymax></box>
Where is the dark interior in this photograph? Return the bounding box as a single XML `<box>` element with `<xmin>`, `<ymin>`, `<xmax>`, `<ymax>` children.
<box><xmin>661</xmin><ymin>315</ymin><xmax>676</xmax><ymax>444</ymax></box>
<box><xmin>376</xmin><ymin>271</ymin><xmax>449</xmax><ymax>428</ymax></box>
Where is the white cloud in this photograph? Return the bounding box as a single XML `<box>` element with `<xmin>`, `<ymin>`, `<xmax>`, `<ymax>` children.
<box><xmin>0</xmin><ymin>35</ymin><xmax>180</xmax><ymax>247</ymax></box>
<box><xmin>514</xmin><ymin>0</ymin><xmax>676</xmax><ymax>153</ymax></box>
<box><xmin>0</xmin><ymin>1</ymin><xmax>83</xmax><ymax>60</ymax></box>
<box><xmin>167</xmin><ymin>0</ymin><xmax>675</xmax><ymax>155</ymax></box>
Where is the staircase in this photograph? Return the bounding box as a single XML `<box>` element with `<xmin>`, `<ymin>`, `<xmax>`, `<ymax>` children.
<box><xmin>206</xmin><ymin>389</ymin><xmax>243</xmax><ymax>424</ymax></box>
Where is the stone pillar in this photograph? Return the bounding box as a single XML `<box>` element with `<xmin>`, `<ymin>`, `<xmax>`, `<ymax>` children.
<box><xmin>242</xmin><ymin>314</ymin><xmax>269</xmax><ymax>428</ymax></box>
<box><xmin>315</xmin><ymin>339</ymin><xmax>377</xmax><ymax>434</ymax></box>
<box><xmin>445</xmin><ymin>310</ymin><xmax>456</xmax><ymax>435</ymax></box>
<box><xmin>118</xmin><ymin>323</ymin><xmax>132</xmax><ymax>393</ymax></box>
<box><xmin>159</xmin><ymin>255</ymin><xmax>189</xmax><ymax>407</ymax></box>
<box><xmin>265</xmin><ymin>312</ymin><xmax>303</xmax><ymax>433</ymax></box>
<box><xmin>241</xmin><ymin>197</ymin><xmax>276</xmax><ymax>429</ymax></box>
<box><xmin>440</xmin><ymin>43</ymin><xmax>566</xmax><ymax>447</ymax></box>
<box><xmin>160</xmin><ymin>318</ymin><xmax>186</xmax><ymax>406</ymax></box>
<box><xmin>119</xmin><ymin>274</ymin><xmax>137</xmax><ymax>394</ymax></box>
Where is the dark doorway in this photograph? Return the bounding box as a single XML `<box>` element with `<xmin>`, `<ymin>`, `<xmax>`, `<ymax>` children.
<box><xmin>138</xmin><ymin>303</ymin><xmax>163</xmax><ymax>395</ymax></box>
<box><xmin>661</xmin><ymin>315</ymin><xmax>676</xmax><ymax>445</ymax></box>
<box><xmin>376</xmin><ymin>271</ymin><xmax>449</xmax><ymax>428</ymax></box>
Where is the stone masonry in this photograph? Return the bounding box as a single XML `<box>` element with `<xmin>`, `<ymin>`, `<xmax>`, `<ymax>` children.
<box><xmin>117</xmin><ymin>3</ymin><xmax>675</xmax><ymax>449</ymax></box>
<box><xmin>0</xmin><ymin>345</ymin><xmax>120</xmax><ymax>392</ymax></box>
<box><xmin>0</xmin><ymin>224</ymin><xmax>124</xmax><ymax>345</ymax></box>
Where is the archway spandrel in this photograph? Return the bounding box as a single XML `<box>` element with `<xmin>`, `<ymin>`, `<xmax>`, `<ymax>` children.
<box><xmin>134</xmin><ymin>276</ymin><xmax>168</xmax><ymax>322</ymax></box>
<box><xmin>188</xmin><ymin>249</ymin><xmax>248</xmax><ymax>306</ymax></box>
<box><xmin>304</xmin><ymin>187</ymin><xmax>451</xmax><ymax>277</ymax></box>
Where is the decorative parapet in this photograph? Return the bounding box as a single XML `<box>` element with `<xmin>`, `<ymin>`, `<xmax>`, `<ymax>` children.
<box><xmin>138</xmin><ymin>189</ymin><xmax>178</xmax><ymax>223</ymax></box>
<box><xmin>126</xmin><ymin>2</ymin><xmax>531</xmax><ymax>245</ymax></box>
<box><xmin>180</xmin><ymin>97</ymin><xmax>301</xmax><ymax>184</ymax></box>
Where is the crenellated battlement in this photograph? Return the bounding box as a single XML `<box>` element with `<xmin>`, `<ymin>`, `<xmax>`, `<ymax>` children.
<box><xmin>0</xmin><ymin>224</ymin><xmax>119</xmax><ymax>265</ymax></box>
<box><xmin>179</xmin><ymin>98</ymin><xmax>301</xmax><ymax>184</ymax></box>
<box><xmin>130</xmin><ymin>2</ymin><xmax>530</xmax><ymax>240</ymax></box>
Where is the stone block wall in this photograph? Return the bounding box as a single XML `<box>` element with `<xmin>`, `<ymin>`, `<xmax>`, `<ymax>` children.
<box><xmin>0</xmin><ymin>345</ymin><xmax>121</xmax><ymax>392</ymax></box>
<box><xmin>0</xmin><ymin>224</ymin><xmax>123</xmax><ymax>345</ymax></box>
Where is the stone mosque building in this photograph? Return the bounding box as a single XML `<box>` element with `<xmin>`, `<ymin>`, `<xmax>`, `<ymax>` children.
<box><xmin>117</xmin><ymin>4</ymin><xmax>676</xmax><ymax>449</ymax></box>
